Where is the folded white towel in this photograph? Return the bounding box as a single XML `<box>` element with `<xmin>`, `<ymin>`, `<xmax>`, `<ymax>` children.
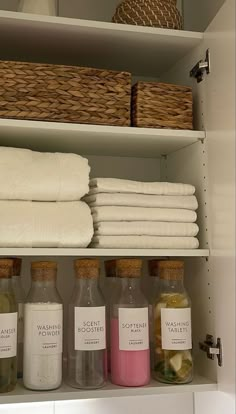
<box><xmin>89</xmin><ymin>178</ymin><xmax>195</xmax><ymax>196</ymax></box>
<box><xmin>94</xmin><ymin>222</ymin><xmax>199</xmax><ymax>237</ymax></box>
<box><xmin>91</xmin><ymin>236</ymin><xmax>199</xmax><ymax>249</ymax></box>
<box><xmin>0</xmin><ymin>201</ymin><xmax>93</xmax><ymax>247</ymax></box>
<box><xmin>0</xmin><ymin>147</ymin><xmax>90</xmax><ymax>201</ymax></box>
<box><xmin>85</xmin><ymin>193</ymin><xmax>198</xmax><ymax>210</ymax></box>
<box><xmin>91</xmin><ymin>206</ymin><xmax>197</xmax><ymax>223</ymax></box>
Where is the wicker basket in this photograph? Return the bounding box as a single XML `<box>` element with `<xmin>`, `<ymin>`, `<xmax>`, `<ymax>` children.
<box><xmin>132</xmin><ymin>82</ymin><xmax>193</xmax><ymax>130</ymax></box>
<box><xmin>0</xmin><ymin>61</ymin><xmax>131</xmax><ymax>126</ymax></box>
<box><xmin>112</xmin><ymin>0</ymin><xmax>183</xmax><ymax>30</ymax></box>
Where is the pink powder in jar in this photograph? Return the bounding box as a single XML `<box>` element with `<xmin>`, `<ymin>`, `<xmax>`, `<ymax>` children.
<box><xmin>110</xmin><ymin>318</ymin><xmax>150</xmax><ymax>386</ymax></box>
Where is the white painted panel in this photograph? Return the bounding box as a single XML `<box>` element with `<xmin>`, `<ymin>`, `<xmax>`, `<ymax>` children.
<box><xmin>183</xmin><ymin>0</ymin><xmax>226</xmax><ymax>31</ymax></box>
<box><xmin>194</xmin><ymin>391</ymin><xmax>235</xmax><ymax>414</ymax></box>
<box><xmin>0</xmin><ymin>402</ymin><xmax>54</xmax><ymax>414</ymax></box>
<box><xmin>59</xmin><ymin>0</ymin><xmax>119</xmax><ymax>21</ymax></box>
<box><xmin>0</xmin><ymin>120</ymin><xmax>204</xmax><ymax>158</ymax></box>
<box><xmin>0</xmin><ymin>0</ymin><xmax>182</xmax><ymax>22</ymax></box>
<box><xmin>161</xmin><ymin>143</ymin><xmax>216</xmax><ymax>381</ymax></box>
<box><xmin>0</xmin><ymin>0</ymin><xmax>225</xmax><ymax>29</ymax></box>
<box><xmin>86</xmin><ymin>155</ymin><xmax>160</xmax><ymax>181</ymax></box>
<box><xmin>161</xmin><ymin>0</ymin><xmax>236</xmax><ymax>407</ymax></box>
<box><xmin>202</xmin><ymin>0</ymin><xmax>235</xmax><ymax>402</ymax></box>
<box><xmin>55</xmin><ymin>394</ymin><xmax>193</xmax><ymax>414</ymax></box>
<box><xmin>161</xmin><ymin>141</ymin><xmax>209</xmax><ymax>249</ymax></box>
<box><xmin>0</xmin><ymin>11</ymin><xmax>203</xmax><ymax>77</ymax></box>
<box><xmin>0</xmin><ymin>0</ymin><xmax>18</xmax><ymax>11</ymax></box>
<box><xmin>59</xmin><ymin>0</ymin><xmax>183</xmax><ymax>22</ymax></box>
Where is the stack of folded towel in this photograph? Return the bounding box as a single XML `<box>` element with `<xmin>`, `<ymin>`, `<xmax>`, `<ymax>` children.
<box><xmin>0</xmin><ymin>147</ymin><xmax>93</xmax><ymax>247</ymax></box>
<box><xmin>84</xmin><ymin>178</ymin><xmax>199</xmax><ymax>249</ymax></box>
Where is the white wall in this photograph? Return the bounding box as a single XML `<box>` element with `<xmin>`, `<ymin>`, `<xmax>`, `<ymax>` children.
<box><xmin>183</xmin><ymin>0</ymin><xmax>226</xmax><ymax>31</ymax></box>
<box><xmin>0</xmin><ymin>0</ymin><xmax>225</xmax><ymax>29</ymax></box>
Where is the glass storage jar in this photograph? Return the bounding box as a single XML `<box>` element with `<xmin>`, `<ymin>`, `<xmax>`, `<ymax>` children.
<box><xmin>110</xmin><ymin>259</ymin><xmax>150</xmax><ymax>387</ymax></box>
<box><xmin>148</xmin><ymin>259</ymin><xmax>160</xmax><ymax>305</ymax></box>
<box><xmin>104</xmin><ymin>259</ymin><xmax>120</xmax><ymax>372</ymax></box>
<box><xmin>67</xmin><ymin>259</ymin><xmax>106</xmax><ymax>389</ymax></box>
<box><xmin>11</xmin><ymin>258</ymin><xmax>25</xmax><ymax>379</ymax></box>
<box><xmin>23</xmin><ymin>261</ymin><xmax>63</xmax><ymax>391</ymax></box>
<box><xmin>148</xmin><ymin>259</ymin><xmax>160</xmax><ymax>370</ymax></box>
<box><xmin>0</xmin><ymin>258</ymin><xmax>17</xmax><ymax>393</ymax></box>
<box><xmin>18</xmin><ymin>0</ymin><xmax>58</xmax><ymax>16</ymax></box>
<box><xmin>153</xmin><ymin>260</ymin><xmax>193</xmax><ymax>384</ymax></box>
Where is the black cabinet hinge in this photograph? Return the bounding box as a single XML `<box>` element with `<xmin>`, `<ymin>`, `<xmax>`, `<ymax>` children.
<box><xmin>199</xmin><ymin>334</ymin><xmax>223</xmax><ymax>367</ymax></box>
<box><xmin>190</xmin><ymin>49</ymin><xmax>210</xmax><ymax>83</ymax></box>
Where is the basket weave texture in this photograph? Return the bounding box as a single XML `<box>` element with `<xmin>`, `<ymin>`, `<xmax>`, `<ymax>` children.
<box><xmin>112</xmin><ymin>0</ymin><xmax>183</xmax><ymax>30</ymax></box>
<box><xmin>0</xmin><ymin>61</ymin><xmax>131</xmax><ymax>126</ymax></box>
<box><xmin>132</xmin><ymin>82</ymin><xmax>193</xmax><ymax>130</ymax></box>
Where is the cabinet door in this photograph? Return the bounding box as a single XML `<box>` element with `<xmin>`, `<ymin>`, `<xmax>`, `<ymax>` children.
<box><xmin>54</xmin><ymin>394</ymin><xmax>194</xmax><ymax>414</ymax></box>
<box><xmin>198</xmin><ymin>1</ymin><xmax>235</xmax><ymax>412</ymax></box>
<box><xmin>160</xmin><ymin>0</ymin><xmax>235</xmax><ymax>412</ymax></box>
<box><xmin>203</xmin><ymin>0</ymin><xmax>235</xmax><ymax>396</ymax></box>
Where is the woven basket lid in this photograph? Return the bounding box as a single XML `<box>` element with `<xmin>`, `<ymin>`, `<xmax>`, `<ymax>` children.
<box><xmin>112</xmin><ymin>0</ymin><xmax>183</xmax><ymax>30</ymax></box>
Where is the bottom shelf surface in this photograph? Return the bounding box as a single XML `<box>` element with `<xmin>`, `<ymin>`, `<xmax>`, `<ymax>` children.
<box><xmin>1</xmin><ymin>376</ymin><xmax>217</xmax><ymax>405</ymax></box>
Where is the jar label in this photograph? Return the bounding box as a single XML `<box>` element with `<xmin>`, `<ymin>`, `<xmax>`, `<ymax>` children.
<box><xmin>161</xmin><ymin>308</ymin><xmax>192</xmax><ymax>350</ymax></box>
<box><xmin>0</xmin><ymin>312</ymin><xmax>17</xmax><ymax>358</ymax></box>
<box><xmin>74</xmin><ymin>306</ymin><xmax>106</xmax><ymax>351</ymax></box>
<box><xmin>30</xmin><ymin>307</ymin><xmax>63</xmax><ymax>355</ymax></box>
<box><xmin>18</xmin><ymin>303</ymin><xmax>24</xmax><ymax>344</ymax></box>
<box><xmin>118</xmin><ymin>307</ymin><xmax>149</xmax><ymax>351</ymax></box>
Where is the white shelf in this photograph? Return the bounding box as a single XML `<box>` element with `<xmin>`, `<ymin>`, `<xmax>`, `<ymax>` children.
<box><xmin>0</xmin><ymin>10</ymin><xmax>203</xmax><ymax>77</ymax></box>
<box><xmin>0</xmin><ymin>119</ymin><xmax>205</xmax><ymax>158</ymax></box>
<box><xmin>0</xmin><ymin>377</ymin><xmax>217</xmax><ymax>405</ymax></box>
<box><xmin>0</xmin><ymin>248</ymin><xmax>209</xmax><ymax>257</ymax></box>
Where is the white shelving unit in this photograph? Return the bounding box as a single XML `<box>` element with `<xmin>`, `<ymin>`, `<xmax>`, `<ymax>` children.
<box><xmin>0</xmin><ymin>119</ymin><xmax>205</xmax><ymax>158</ymax></box>
<box><xmin>0</xmin><ymin>10</ymin><xmax>211</xmax><ymax>407</ymax></box>
<box><xmin>0</xmin><ymin>248</ymin><xmax>209</xmax><ymax>257</ymax></box>
<box><xmin>0</xmin><ymin>8</ymin><xmax>211</xmax><ymax>408</ymax></box>
<box><xmin>0</xmin><ymin>377</ymin><xmax>217</xmax><ymax>405</ymax></box>
<box><xmin>0</xmin><ymin>2</ymin><xmax>235</xmax><ymax>413</ymax></box>
<box><xmin>0</xmin><ymin>10</ymin><xmax>203</xmax><ymax>76</ymax></box>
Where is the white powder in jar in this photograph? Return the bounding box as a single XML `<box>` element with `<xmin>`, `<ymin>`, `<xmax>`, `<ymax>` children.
<box><xmin>23</xmin><ymin>302</ymin><xmax>63</xmax><ymax>390</ymax></box>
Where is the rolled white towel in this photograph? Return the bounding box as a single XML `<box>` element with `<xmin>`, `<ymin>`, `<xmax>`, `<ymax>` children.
<box><xmin>91</xmin><ymin>236</ymin><xmax>199</xmax><ymax>249</ymax></box>
<box><xmin>0</xmin><ymin>147</ymin><xmax>90</xmax><ymax>201</ymax></box>
<box><xmin>0</xmin><ymin>201</ymin><xmax>93</xmax><ymax>247</ymax></box>
<box><xmin>84</xmin><ymin>193</ymin><xmax>198</xmax><ymax>210</ymax></box>
<box><xmin>94</xmin><ymin>222</ymin><xmax>199</xmax><ymax>237</ymax></box>
<box><xmin>91</xmin><ymin>206</ymin><xmax>197</xmax><ymax>223</ymax></box>
<box><xmin>89</xmin><ymin>178</ymin><xmax>195</xmax><ymax>196</ymax></box>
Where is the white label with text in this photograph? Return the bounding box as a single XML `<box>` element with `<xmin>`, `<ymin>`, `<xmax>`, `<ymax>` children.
<box><xmin>161</xmin><ymin>308</ymin><xmax>192</xmax><ymax>350</ymax></box>
<box><xmin>0</xmin><ymin>313</ymin><xmax>17</xmax><ymax>358</ymax></box>
<box><xmin>74</xmin><ymin>306</ymin><xmax>106</xmax><ymax>351</ymax></box>
<box><xmin>31</xmin><ymin>307</ymin><xmax>63</xmax><ymax>355</ymax></box>
<box><xmin>119</xmin><ymin>307</ymin><xmax>149</xmax><ymax>351</ymax></box>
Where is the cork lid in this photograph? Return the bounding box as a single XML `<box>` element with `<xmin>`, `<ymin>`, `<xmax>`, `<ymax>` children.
<box><xmin>105</xmin><ymin>260</ymin><xmax>117</xmax><ymax>278</ymax></box>
<box><xmin>159</xmin><ymin>260</ymin><xmax>184</xmax><ymax>281</ymax></box>
<box><xmin>116</xmin><ymin>259</ymin><xmax>142</xmax><ymax>278</ymax></box>
<box><xmin>0</xmin><ymin>258</ymin><xmax>13</xmax><ymax>279</ymax></box>
<box><xmin>3</xmin><ymin>257</ymin><xmax>22</xmax><ymax>276</ymax></box>
<box><xmin>31</xmin><ymin>261</ymin><xmax>57</xmax><ymax>270</ymax></box>
<box><xmin>74</xmin><ymin>259</ymin><xmax>100</xmax><ymax>279</ymax></box>
<box><xmin>148</xmin><ymin>259</ymin><xmax>161</xmax><ymax>277</ymax></box>
<box><xmin>31</xmin><ymin>261</ymin><xmax>57</xmax><ymax>281</ymax></box>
